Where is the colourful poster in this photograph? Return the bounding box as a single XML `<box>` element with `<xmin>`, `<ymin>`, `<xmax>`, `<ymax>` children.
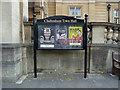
<box><xmin>56</xmin><ymin>30</ymin><xmax>67</xmax><ymax>40</ymax></box>
<box><xmin>56</xmin><ymin>29</ymin><xmax>67</xmax><ymax>45</ymax></box>
<box><xmin>68</xmin><ymin>27</ymin><xmax>83</xmax><ymax>46</ymax></box>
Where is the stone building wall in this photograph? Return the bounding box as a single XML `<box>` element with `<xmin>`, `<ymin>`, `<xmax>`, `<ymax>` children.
<box><xmin>2</xmin><ymin>45</ymin><xmax>23</xmax><ymax>82</ymax></box>
<box><xmin>2</xmin><ymin>44</ymin><xmax>29</xmax><ymax>82</ymax></box>
<box><xmin>47</xmin><ymin>0</ymin><xmax>119</xmax><ymax>23</ymax></box>
<box><xmin>2</xmin><ymin>44</ymin><xmax>119</xmax><ymax>83</ymax></box>
<box><xmin>25</xmin><ymin>44</ymin><xmax>118</xmax><ymax>74</ymax></box>
<box><xmin>48</xmin><ymin>0</ymin><xmax>56</xmax><ymax>17</ymax></box>
<box><xmin>1</xmin><ymin>1</ymin><xmax>29</xmax><ymax>82</ymax></box>
<box><xmin>28</xmin><ymin>0</ymin><xmax>120</xmax><ymax>23</ymax></box>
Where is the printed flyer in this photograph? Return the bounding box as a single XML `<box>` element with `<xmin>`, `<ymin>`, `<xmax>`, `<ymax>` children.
<box><xmin>68</xmin><ymin>27</ymin><xmax>83</xmax><ymax>46</ymax></box>
<box><xmin>56</xmin><ymin>27</ymin><xmax>67</xmax><ymax>45</ymax></box>
<box><xmin>39</xmin><ymin>27</ymin><xmax>55</xmax><ymax>48</ymax></box>
<box><xmin>56</xmin><ymin>30</ymin><xmax>67</xmax><ymax>40</ymax></box>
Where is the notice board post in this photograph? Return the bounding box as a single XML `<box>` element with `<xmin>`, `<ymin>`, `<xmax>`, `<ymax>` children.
<box><xmin>84</xmin><ymin>14</ymin><xmax>88</xmax><ymax>78</ymax></box>
<box><xmin>33</xmin><ymin>14</ymin><xmax>37</xmax><ymax>78</ymax></box>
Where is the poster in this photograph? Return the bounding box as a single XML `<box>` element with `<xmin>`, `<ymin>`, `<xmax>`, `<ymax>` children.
<box><xmin>39</xmin><ymin>27</ymin><xmax>55</xmax><ymax>48</ymax></box>
<box><xmin>56</xmin><ymin>29</ymin><xmax>67</xmax><ymax>44</ymax></box>
<box><xmin>68</xmin><ymin>27</ymin><xmax>83</xmax><ymax>46</ymax></box>
<box><xmin>56</xmin><ymin>29</ymin><xmax>67</xmax><ymax>40</ymax></box>
<box><xmin>55</xmin><ymin>25</ymin><xmax>68</xmax><ymax>48</ymax></box>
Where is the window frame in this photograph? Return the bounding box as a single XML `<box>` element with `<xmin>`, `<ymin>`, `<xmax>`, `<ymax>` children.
<box><xmin>113</xmin><ymin>9</ymin><xmax>119</xmax><ymax>24</ymax></box>
<box><xmin>70</xmin><ymin>8</ymin><xmax>75</xmax><ymax>15</ymax></box>
<box><xmin>69</xmin><ymin>6</ymin><xmax>82</xmax><ymax>19</ymax></box>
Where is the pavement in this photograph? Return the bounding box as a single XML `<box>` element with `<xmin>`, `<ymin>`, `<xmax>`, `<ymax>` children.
<box><xmin>2</xmin><ymin>72</ymin><xmax>120</xmax><ymax>88</ymax></box>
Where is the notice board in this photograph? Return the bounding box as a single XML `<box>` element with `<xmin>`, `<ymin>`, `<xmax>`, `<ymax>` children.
<box><xmin>36</xmin><ymin>16</ymin><xmax>85</xmax><ymax>50</ymax></box>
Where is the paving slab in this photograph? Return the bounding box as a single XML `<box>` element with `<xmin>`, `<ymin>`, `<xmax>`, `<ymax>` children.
<box><xmin>2</xmin><ymin>73</ymin><xmax>119</xmax><ymax>88</ymax></box>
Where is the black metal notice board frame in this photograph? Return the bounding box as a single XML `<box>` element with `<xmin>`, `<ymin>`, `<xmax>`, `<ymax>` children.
<box><xmin>33</xmin><ymin>15</ymin><xmax>88</xmax><ymax>78</ymax></box>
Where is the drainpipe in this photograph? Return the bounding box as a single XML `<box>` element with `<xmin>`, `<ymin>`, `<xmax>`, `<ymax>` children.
<box><xmin>33</xmin><ymin>2</ymin><xmax>35</xmax><ymax>14</ymax></box>
<box><xmin>107</xmin><ymin>4</ymin><xmax>112</xmax><ymax>23</ymax></box>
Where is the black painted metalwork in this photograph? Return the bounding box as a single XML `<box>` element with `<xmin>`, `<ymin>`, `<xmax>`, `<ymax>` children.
<box><xmin>84</xmin><ymin>14</ymin><xmax>88</xmax><ymax>78</ymax></box>
<box><xmin>33</xmin><ymin>14</ymin><xmax>37</xmax><ymax>78</ymax></box>
<box><xmin>107</xmin><ymin>4</ymin><xmax>112</xmax><ymax>23</ymax></box>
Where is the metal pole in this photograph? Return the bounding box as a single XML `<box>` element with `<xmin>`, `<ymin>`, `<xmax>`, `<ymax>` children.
<box><xmin>84</xmin><ymin>14</ymin><xmax>88</xmax><ymax>78</ymax></box>
<box><xmin>108</xmin><ymin>10</ymin><xmax>110</xmax><ymax>23</ymax></box>
<box><xmin>107</xmin><ymin>4</ymin><xmax>111</xmax><ymax>23</ymax></box>
<box><xmin>33</xmin><ymin>14</ymin><xmax>37</xmax><ymax>78</ymax></box>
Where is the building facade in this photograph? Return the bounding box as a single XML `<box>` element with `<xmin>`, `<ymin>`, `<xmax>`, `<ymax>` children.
<box><xmin>1</xmin><ymin>0</ymin><xmax>29</xmax><ymax>82</ymax></box>
<box><xmin>29</xmin><ymin>0</ymin><xmax>120</xmax><ymax>24</ymax></box>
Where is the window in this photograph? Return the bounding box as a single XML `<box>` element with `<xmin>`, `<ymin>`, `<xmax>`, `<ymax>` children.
<box><xmin>76</xmin><ymin>8</ymin><xmax>81</xmax><ymax>15</ymax></box>
<box><xmin>114</xmin><ymin>10</ymin><xmax>118</xmax><ymax>17</ymax></box>
<box><xmin>70</xmin><ymin>8</ymin><xmax>74</xmax><ymax>15</ymax></box>
<box><xmin>69</xmin><ymin>7</ymin><xmax>81</xmax><ymax>19</ymax></box>
<box><xmin>113</xmin><ymin>10</ymin><xmax>119</xmax><ymax>24</ymax></box>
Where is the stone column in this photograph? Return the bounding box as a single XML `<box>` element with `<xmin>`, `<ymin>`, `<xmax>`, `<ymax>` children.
<box><xmin>2</xmin><ymin>2</ymin><xmax>12</xmax><ymax>43</ymax></box>
<box><xmin>23</xmin><ymin>0</ymin><xmax>28</xmax><ymax>22</ymax></box>
<box><xmin>11</xmin><ymin>2</ymin><xmax>21</xmax><ymax>43</ymax></box>
<box><xmin>112</xmin><ymin>27</ymin><xmax>119</xmax><ymax>44</ymax></box>
<box><xmin>1</xmin><ymin>1</ymin><xmax>22</xmax><ymax>43</ymax></box>
<box><xmin>106</xmin><ymin>28</ymin><xmax>113</xmax><ymax>44</ymax></box>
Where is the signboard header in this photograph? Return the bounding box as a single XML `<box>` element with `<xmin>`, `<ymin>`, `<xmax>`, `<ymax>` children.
<box><xmin>37</xmin><ymin>16</ymin><xmax>84</xmax><ymax>23</ymax></box>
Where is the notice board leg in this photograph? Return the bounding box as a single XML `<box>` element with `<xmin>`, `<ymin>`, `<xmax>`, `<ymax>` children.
<box><xmin>33</xmin><ymin>14</ymin><xmax>37</xmax><ymax>78</ymax></box>
<box><xmin>84</xmin><ymin>48</ymin><xmax>87</xmax><ymax>78</ymax></box>
<box><xmin>84</xmin><ymin>14</ymin><xmax>88</xmax><ymax>78</ymax></box>
<box><xmin>34</xmin><ymin>48</ymin><xmax>37</xmax><ymax>78</ymax></box>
